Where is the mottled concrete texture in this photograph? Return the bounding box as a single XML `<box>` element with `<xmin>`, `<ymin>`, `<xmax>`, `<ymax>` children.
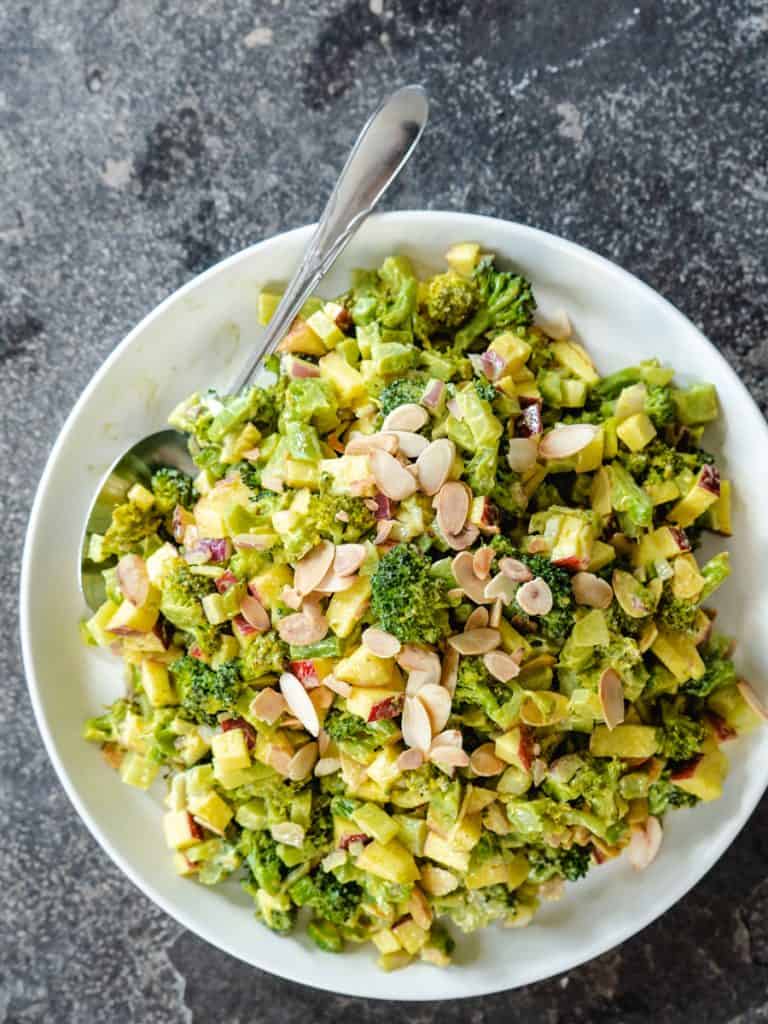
<box><xmin>2</xmin><ymin>0</ymin><xmax>768</xmax><ymax>1020</ymax></box>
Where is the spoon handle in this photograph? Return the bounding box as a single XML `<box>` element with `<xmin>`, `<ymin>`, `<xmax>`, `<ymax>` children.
<box><xmin>228</xmin><ymin>84</ymin><xmax>429</xmax><ymax>394</ymax></box>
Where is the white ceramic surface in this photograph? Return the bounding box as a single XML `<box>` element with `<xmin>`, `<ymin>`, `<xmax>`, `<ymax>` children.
<box><xmin>20</xmin><ymin>212</ymin><xmax>768</xmax><ymax>1000</ymax></box>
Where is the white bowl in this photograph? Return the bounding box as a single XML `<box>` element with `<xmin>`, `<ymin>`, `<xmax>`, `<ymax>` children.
<box><xmin>20</xmin><ymin>211</ymin><xmax>768</xmax><ymax>1000</ymax></box>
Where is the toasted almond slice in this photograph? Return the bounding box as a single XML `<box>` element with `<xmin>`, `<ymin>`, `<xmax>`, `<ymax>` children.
<box><xmin>333</xmin><ymin>543</ymin><xmax>367</xmax><ymax>577</ymax></box>
<box><xmin>266</xmin><ymin>746</ymin><xmax>292</xmax><ymax>775</ymax></box>
<box><xmin>406</xmin><ymin>669</ymin><xmax>431</xmax><ymax>696</ymax></box>
<box><xmin>429</xmin><ymin>746</ymin><xmax>470</xmax><ymax>768</ymax></box>
<box><xmin>294</xmin><ymin>540</ymin><xmax>335</xmax><ymax>596</ymax></box>
<box><xmin>416</xmin><ymin>438</ymin><xmax>456</xmax><ymax>495</ymax></box>
<box><xmin>436</xmin><ymin>481</ymin><xmax>471</xmax><ymax>536</ymax></box>
<box><xmin>639</xmin><ymin>621</ymin><xmax>658</xmax><ymax>653</ymax></box>
<box><xmin>408</xmin><ymin>886</ymin><xmax>433</xmax><ymax>930</ymax></box>
<box><xmin>466</xmin><ymin>606</ymin><xmax>490</xmax><ymax>631</ymax></box>
<box><xmin>391</xmin><ymin>430</ymin><xmax>430</xmax><ymax>458</ymax></box>
<box><xmin>317</xmin><ymin>728</ymin><xmax>330</xmax><ymax>756</ymax></box>
<box><xmin>279</xmin><ymin>672</ymin><xmax>320</xmax><ymax>737</ymax></box>
<box><xmin>250</xmin><ymin>687</ymin><xmax>287</xmax><ymax>725</ymax></box>
<box><xmin>500</xmin><ymin>557</ymin><xmax>533</xmax><ymax>582</ymax></box>
<box><xmin>382</xmin><ymin>403</ymin><xmax>428</xmax><ymax>433</ymax></box>
<box><xmin>443</xmin><ymin>524</ymin><xmax>480</xmax><ymax>551</ymax></box>
<box><xmin>506</xmin><ymin>437</ymin><xmax>539</xmax><ymax>473</ymax></box>
<box><xmin>516</xmin><ymin>577</ymin><xmax>553</xmax><ymax>616</ymax></box>
<box><xmin>321</xmin><ymin>673</ymin><xmax>351</xmax><ymax>698</ymax></box>
<box><xmin>440</xmin><ymin>646</ymin><xmax>459</xmax><ymax>697</ymax></box>
<box><xmin>345</xmin><ymin>431</ymin><xmax>399</xmax><ymax>455</ymax></box>
<box><xmin>401</xmin><ymin>695</ymin><xmax>433</xmax><ymax>752</ymax></box>
<box><xmin>527</xmin><ymin>537</ymin><xmax>549</xmax><ymax>554</ymax></box>
<box><xmin>277</xmin><ymin>608</ymin><xmax>329</xmax><ymax>645</ymax></box>
<box><xmin>430</xmin><ymin>728</ymin><xmax>463</xmax><ymax>750</ymax></box>
<box><xmin>271</xmin><ymin>822</ymin><xmax>306</xmax><ymax>848</ymax></box>
<box><xmin>483</xmin><ymin>649</ymin><xmax>521</xmax><ymax>683</ymax></box>
<box><xmin>536</xmin><ymin>308</ymin><xmax>572</xmax><ymax>341</ymax></box>
<box><xmin>448</xmin><ymin>628</ymin><xmax>501</xmax><ymax>655</ymax></box>
<box><xmin>489</xmin><ymin>597</ymin><xmax>503</xmax><ymax>628</ymax></box>
<box><xmin>470</xmin><ymin>742</ymin><xmax>505</xmax><ymax>777</ymax></box>
<box><xmin>374</xmin><ymin>519</ymin><xmax>395</xmax><ymax>545</ymax></box>
<box><xmin>314</xmin><ymin>757</ymin><xmax>341</xmax><ymax>777</ymax></box>
<box><xmin>417</xmin><ymin>683</ymin><xmax>452</xmax><ymax>734</ymax></box>
<box><xmin>737</xmin><ymin>680</ymin><xmax>768</xmax><ymax>721</ymax></box>
<box><xmin>281</xmin><ymin>586</ymin><xmax>303</xmax><ymax>611</ymax></box>
<box><xmin>452</xmin><ymin>551</ymin><xmax>492</xmax><ymax>604</ymax></box>
<box><xmin>371</xmin><ymin>448</ymin><xmax>418</xmax><ymax>501</ymax></box>
<box><xmin>314</xmin><ymin>568</ymin><xmax>358</xmax><ymax>593</ymax></box>
<box><xmin>239</xmin><ymin>594</ymin><xmax>271</xmax><ymax>633</ymax></box>
<box><xmin>396</xmin><ymin>646</ymin><xmax>441</xmax><ymax>685</ymax></box>
<box><xmin>472</xmin><ymin>546</ymin><xmax>494</xmax><ymax>580</ymax></box>
<box><xmin>627</xmin><ymin>816</ymin><xmax>663</xmax><ymax>871</ymax></box>
<box><xmin>483</xmin><ymin>573</ymin><xmax>517</xmax><ymax>605</ymax></box>
<box><xmin>420</xmin><ymin>864</ymin><xmax>459</xmax><ymax>896</ymax></box>
<box><xmin>539</xmin><ymin>423</ymin><xmax>599</xmax><ymax>461</ymax></box>
<box><xmin>572</xmin><ymin>571</ymin><xmax>613</xmax><ymax>609</ymax></box>
<box><xmin>599</xmin><ymin>668</ymin><xmax>625</xmax><ymax>730</ymax></box>
<box><xmin>397</xmin><ymin>747</ymin><xmax>425</xmax><ymax>772</ymax></box>
<box><xmin>287</xmin><ymin>741</ymin><xmax>319</xmax><ymax>781</ymax></box>
<box><xmin>362</xmin><ymin>627</ymin><xmax>401</xmax><ymax>658</ymax></box>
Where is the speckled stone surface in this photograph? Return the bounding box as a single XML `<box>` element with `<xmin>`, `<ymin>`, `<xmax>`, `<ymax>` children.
<box><xmin>3</xmin><ymin>0</ymin><xmax>768</xmax><ymax>1020</ymax></box>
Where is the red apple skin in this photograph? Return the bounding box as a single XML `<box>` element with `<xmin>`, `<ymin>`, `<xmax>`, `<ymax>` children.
<box><xmin>290</xmin><ymin>659</ymin><xmax>319</xmax><ymax>686</ymax></box>
<box><xmin>668</xmin><ymin>527</ymin><xmax>691</xmax><ymax>552</ymax></box>
<box><xmin>222</xmin><ymin>717</ymin><xmax>257</xmax><ymax>749</ymax></box>
<box><xmin>707</xmin><ymin>713</ymin><xmax>736</xmax><ymax>743</ymax></box>
<box><xmin>188</xmin><ymin>814</ymin><xmax>204</xmax><ymax>840</ymax></box>
<box><xmin>367</xmin><ymin>695</ymin><xmax>405</xmax><ymax>722</ymax></box>
<box><xmin>551</xmin><ymin>554</ymin><xmax>589</xmax><ymax>571</ymax></box>
<box><xmin>699</xmin><ymin>464</ymin><xmax>721</xmax><ymax>496</ymax></box>
<box><xmin>215</xmin><ymin>570</ymin><xmax>238</xmax><ymax>594</ymax></box>
<box><xmin>670</xmin><ymin>755</ymin><xmax>702</xmax><ymax>782</ymax></box>
<box><xmin>338</xmin><ymin>832</ymin><xmax>369</xmax><ymax>851</ymax></box>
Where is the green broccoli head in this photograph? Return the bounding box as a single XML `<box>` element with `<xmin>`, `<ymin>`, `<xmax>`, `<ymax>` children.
<box><xmin>490</xmin><ymin>540</ymin><xmax>575</xmax><ymax>645</ymax></box>
<box><xmin>655</xmin><ymin>584</ymin><xmax>698</xmax><ymax>634</ymax></box>
<box><xmin>239</xmin><ymin>631</ymin><xmax>288</xmax><ymax>681</ymax></box>
<box><xmin>377</xmin><ymin>376</ymin><xmax>427</xmax><ymax>417</ymax></box>
<box><xmin>682</xmin><ymin>632</ymin><xmax>736</xmax><ymax>697</ymax></box>
<box><xmin>473</xmin><ymin>376</ymin><xmax>498</xmax><ymax>404</ymax></box>
<box><xmin>151</xmin><ymin>468</ymin><xmax>195</xmax><ymax>514</ymax></box>
<box><xmin>160</xmin><ymin>564</ymin><xmax>213</xmax><ymax>631</ymax></box>
<box><xmin>370</xmin><ymin>544</ymin><xmax>451</xmax><ymax>645</ymax></box>
<box><xmin>454</xmin><ymin>257</ymin><xmax>536</xmax><ymax>353</ymax></box>
<box><xmin>656</xmin><ymin>700</ymin><xmax>706</xmax><ymax>762</ymax></box>
<box><xmin>83</xmin><ymin>697</ymin><xmax>132</xmax><ymax>743</ymax></box>
<box><xmin>171</xmin><ymin>656</ymin><xmax>242</xmax><ymax>724</ymax></box>
<box><xmin>281</xmin><ymin>483</ymin><xmax>376</xmax><ymax>563</ymax></box>
<box><xmin>323</xmin><ymin>707</ymin><xmax>400</xmax><ymax>762</ymax></box>
<box><xmin>648</xmin><ymin>777</ymin><xmax>700</xmax><ymax>816</ymax></box>
<box><xmin>290</xmin><ymin>870</ymin><xmax>363</xmax><ymax>926</ymax></box>
<box><xmin>527</xmin><ymin>843</ymin><xmax>592</xmax><ymax>883</ymax></box>
<box><xmin>645</xmin><ymin>385</ymin><xmax>676</xmax><ymax>428</ymax></box>
<box><xmin>102</xmin><ymin>500</ymin><xmax>162</xmax><ymax>557</ymax></box>
<box><xmin>453</xmin><ymin>656</ymin><xmax>521</xmax><ymax>729</ymax></box>
<box><xmin>431</xmin><ymin>883</ymin><xmax>517</xmax><ymax>933</ymax></box>
<box><xmin>423</xmin><ymin>271</ymin><xmax>477</xmax><ymax>329</ymax></box>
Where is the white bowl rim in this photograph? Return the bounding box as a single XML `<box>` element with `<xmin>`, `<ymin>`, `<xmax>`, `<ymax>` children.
<box><xmin>19</xmin><ymin>210</ymin><xmax>768</xmax><ymax>999</ymax></box>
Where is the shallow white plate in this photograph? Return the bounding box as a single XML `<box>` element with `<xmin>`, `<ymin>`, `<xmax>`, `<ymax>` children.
<box><xmin>20</xmin><ymin>212</ymin><xmax>768</xmax><ymax>1000</ymax></box>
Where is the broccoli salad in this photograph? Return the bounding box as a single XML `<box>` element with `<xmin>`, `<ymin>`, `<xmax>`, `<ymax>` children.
<box><xmin>82</xmin><ymin>242</ymin><xmax>766</xmax><ymax>970</ymax></box>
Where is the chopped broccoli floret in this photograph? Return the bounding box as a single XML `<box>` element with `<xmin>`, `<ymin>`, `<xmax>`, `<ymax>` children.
<box><xmin>151</xmin><ymin>468</ymin><xmax>195</xmax><ymax>514</ymax></box>
<box><xmin>683</xmin><ymin>633</ymin><xmax>737</xmax><ymax>697</ymax></box>
<box><xmin>648</xmin><ymin>778</ymin><xmax>700</xmax><ymax>816</ymax></box>
<box><xmin>283</xmin><ymin>486</ymin><xmax>376</xmax><ymax>562</ymax></box>
<box><xmin>432</xmin><ymin>883</ymin><xmax>517</xmax><ymax>933</ymax></box>
<box><xmin>171</xmin><ymin>656</ymin><xmax>242</xmax><ymax>724</ymax></box>
<box><xmin>160</xmin><ymin>563</ymin><xmax>213</xmax><ymax>631</ymax></box>
<box><xmin>377</xmin><ymin>376</ymin><xmax>427</xmax><ymax>417</ymax></box>
<box><xmin>102</xmin><ymin>500</ymin><xmax>162</xmax><ymax>557</ymax></box>
<box><xmin>290</xmin><ymin>871</ymin><xmax>363</xmax><ymax>926</ymax></box>
<box><xmin>656</xmin><ymin>700</ymin><xmax>706</xmax><ymax>762</ymax></box>
<box><xmin>454</xmin><ymin>256</ymin><xmax>536</xmax><ymax>353</ymax></box>
<box><xmin>527</xmin><ymin>844</ymin><xmax>591</xmax><ymax>883</ymax></box>
<box><xmin>370</xmin><ymin>544</ymin><xmax>450</xmax><ymax>645</ymax></box>
<box><xmin>239</xmin><ymin>631</ymin><xmax>287</xmax><ymax>681</ymax></box>
<box><xmin>324</xmin><ymin>708</ymin><xmax>400</xmax><ymax>761</ymax></box>
<box><xmin>645</xmin><ymin>385</ymin><xmax>676</xmax><ymax>428</ymax></box>
<box><xmin>423</xmin><ymin>271</ymin><xmax>477</xmax><ymax>329</ymax></box>
<box><xmin>655</xmin><ymin>585</ymin><xmax>698</xmax><ymax>634</ymax></box>
<box><xmin>349</xmin><ymin>257</ymin><xmax>418</xmax><ymax>328</ymax></box>
<box><xmin>490</xmin><ymin>539</ymin><xmax>575</xmax><ymax>645</ymax></box>
<box><xmin>473</xmin><ymin>376</ymin><xmax>498</xmax><ymax>404</ymax></box>
<box><xmin>83</xmin><ymin>698</ymin><xmax>132</xmax><ymax>743</ymax></box>
<box><xmin>453</xmin><ymin>656</ymin><xmax>520</xmax><ymax>728</ymax></box>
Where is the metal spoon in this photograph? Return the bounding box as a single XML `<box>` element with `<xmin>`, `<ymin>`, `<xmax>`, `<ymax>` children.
<box><xmin>80</xmin><ymin>84</ymin><xmax>429</xmax><ymax>610</ymax></box>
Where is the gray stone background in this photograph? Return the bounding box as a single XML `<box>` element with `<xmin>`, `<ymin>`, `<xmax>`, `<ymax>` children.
<box><xmin>3</xmin><ymin>0</ymin><xmax>768</xmax><ymax>1020</ymax></box>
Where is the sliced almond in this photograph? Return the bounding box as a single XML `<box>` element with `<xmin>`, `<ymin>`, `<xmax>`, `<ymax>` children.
<box><xmin>321</xmin><ymin>673</ymin><xmax>351</xmax><ymax>698</ymax></box>
<box><xmin>500</xmin><ymin>557</ymin><xmax>533</xmax><ymax>582</ymax></box>
<box><xmin>444</xmin><ymin>524</ymin><xmax>480</xmax><ymax>551</ymax></box>
<box><xmin>420</xmin><ymin>863</ymin><xmax>459</xmax><ymax>896</ymax></box>
<box><xmin>627</xmin><ymin>816</ymin><xmax>663</xmax><ymax>871</ymax></box>
<box><xmin>294</xmin><ymin>540</ymin><xmax>335</xmax><ymax>596</ymax></box>
<box><xmin>452</xmin><ymin>551</ymin><xmax>493</xmax><ymax>604</ymax></box>
<box><xmin>639</xmin><ymin>621</ymin><xmax>658</xmax><ymax>653</ymax></box>
<box><xmin>314</xmin><ymin>568</ymin><xmax>359</xmax><ymax>593</ymax></box>
<box><xmin>417</xmin><ymin>684</ymin><xmax>452</xmax><ymax>734</ymax></box>
<box><xmin>371</xmin><ymin>448</ymin><xmax>418</xmax><ymax>501</ymax></box>
<box><xmin>489</xmin><ymin>598</ymin><xmax>503</xmax><ymax>628</ymax></box>
<box><xmin>516</xmin><ymin>577</ymin><xmax>553</xmax><ymax>616</ymax></box>
<box><xmin>406</xmin><ymin>669</ymin><xmax>432</xmax><ymax>696</ymax></box>
<box><xmin>239</xmin><ymin>594</ymin><xmax>271</xmax><ymax>633</ymax></box>
<box><xmin>396</xmin><ymin>747</ymin><xmax>425</xmax><ymax>772</ymax></box>
<box><xmin>374</xmin><ymin>519</ymin><xmax>395</xmax><ymax>545</ymax></box>
<box><xmin>472</xmin><ymin>546</ymin><xmax>494</xmax><ymax>580</ymax></box>
<box><xmin>483</xmin><ymin>649</ymin><xmax>521</xmax><ymax>683</ymax></box>
<box><xmin>345</xmin><ymin>431</ymin><xmax>399</xmax><ymax>456</ymax></box>
<box><xmin>317</xmin><ymin>728</ymin><xmax>330</xmax><ymax>756</ymax></box>
<box><xmin>483</xmin><ymin>573</ymin><xmax>518</xmax><ymax>605</ymax></box>
<box><xmin>436</xmin><ymin>481</ymin><xmax>471</xmax><ymax>537</ymax></box>
<box><xmin>362</xmin><ymin>627</ymin><xmax>401</xmax><ymax>659</ymax></box>
<box><xmin>599</xmin><ymin>668</ymin><xmax>625</xmax><ymax>731</ymax></box>
<box><xmin>396</xmin><ymin>646</ymin><xmax>441</xmax><ymax>686</ymax></box>
<box><xmin>416</xmin><ymin>438</ymin><xmax>456</xmax><ymax>496</ymax></box>
<box><xmin>506</xmin><ymin>437</ymin><xmax>539</xmax><ymax>473</ymax></box>
<box><xmin>429</xmin><ymin>745</ymin><xmax>470</xmax><ymax>768</ymax></box>
<box><xmin>440</xmin><ymin>646</ymin><xmax>459</xmax><ymax>697</ymax></box>
<box><xmin>279</xmin><ymin>672</ymin><xmax>320</xmax><ymax>737</ymax></box>
<box><xmin>430</xmin><ymin>728</ymin><xmax>463</xmax><ymax>750</ymax></box>
<box><xmin>391</xmin><ymin>430</ymin><xmax>429</xmax><ymax>458</ymax></box>
<box><xmin>277</xmin><ymin>607</ymin><xmax>329</xmax><ymax>645</ymax></box>
<box><xmin>466</xmin><ymin>606</ymin><xmax>489</xmax><ymax>631</ymax></box>
<box><xmin>470</xmin><ymin>742</ymin><xmax>505</xmax><ymax>777</ymax></box>
<box><xmin>250</xmin><ymin>687</ymin><xmax>287</xmax><ymax>725</ymax></box>
<box><xmin>737</xmin><ymin>680</ymin><xmax>768</xmax><ymax>721</ymax></box>
<box><xmin>333</xmin><ymin>543</ymin><xmax>367</xmax><ymax>577</ymax></box>
<box><xmin>314</xmin><ymin>757</ymin><xmax>341</xmax><ymax>777</ymax></box>
<box><xmin>281</xmin><ymin>586</ymin><xmax>303</xmax><ymax>611</ymax></box>
<box><xmin>448</xmin><ymin>628</ymin><xmax>501</xmax><ymax>655</ymax></box>
<box><xmin>266</xmin><ymin>746</ymin><xmax>292</xmax><ymax>776</ymax></box>
<box><xmin>382</xmin><ymin>403</ymin><xmax>428</xmax><ymax>433</ymax></box>
<box><xmin>572</xmin><ymin>572</ymin><xmax>613</xmax><ymax>609</ymax></box>
<box><xmin>401</xmin><ymin>695</ymin><xmax>433</xmax><ymax>752</ymax></box>
<box><xmin>539</xmin><ymin>423</ymin><xmax>599</xmax><ymax>461</ymax></box>
<box><xmin>287</xmin><ymin>741</ymin><xmax>319</xmax><ymax>781</ymax></box>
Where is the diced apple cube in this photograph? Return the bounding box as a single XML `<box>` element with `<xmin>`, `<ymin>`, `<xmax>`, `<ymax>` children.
<box><xmin>326</xmin><ymin>576</ymin><xmax>372</xmax><ymax>638</ymax></box>
<box><xmin>319</xmin><ymin>351</ymin><xmax>368</xmax><ymax>405</ymax></box>
<box><xmin>445</xmin><ymin>241</ymin><xmax>481</xmax><ymax>276</ymax></box>
<box><xmin>668</xmin><ymin>465</ymin><xmax>720</xmax><ymax>527</ymax></box>
<box><xmin>371</xmin><ymin>929</ymin><xmax>402</xmax><ymax>955</ymax></box>
<box><xmin>335</xmin><ymin>647</ymin><xmax>402</xmax><ymax>688</ymax></box>
<box><xmin>145</xmin><ymin>543</ymin><xmax>179</xmax><ymax>585</ymax></box>
<box><xmin>589</xmin><ymin>724</ymin><xmax>658</xmax><ymax>758</ymax></box>
<box><xmin>393</xmin><ymin>918</ymin><xmax>429</xmax><ymax>955</ymax></box>
<box><xmin>119</xmin><ymin>751</ymin><xmax>159</xmax><ymax>790</ymax></box>
<box><xmin>671</xmin><ymin>749</ymin><xmax>728</xmax><ymax>802</ymax></box>
<box><xmin>550</xmin><ymin>340</ymin><xmax>599</xmax><ymax>384</ymax></box>
<box><xmin>495</xmin><ymin>727</ymin><xmax>533</xmax><ymax>771</ymax></box>
<box><xmin>211</xmin><ymin>729</ymin><xmax>251</xmax><ymax>774</ymax></box>
<box><xmin>355</xmin><ymin>839</ymin><xmax>420</xmax><ymax>884</ymax></box>
<box><xmin>422</xmin><ymin>832</ymin><xmax>469</xmax><ymax>873</ymax></box>
<box><xmin>306</xmin><ymin>308</ymin><xmax>344</xmax><ymax>349</ymax></box>
<box><xmin>187</xmin><ymin>791</ymin><xmax>233</xmax><ymax>835</ymax></box>
<box><xmin>617</xmin><ymin>412</ymin><xmax>657</xmax><ymax>452</ymax></box>
<box><xmin>163</xmin><ymin>810</ymin><xmax>200</xmax><ymax>850</ymax></box>
<box><xmin>652</xmin><ymin>630</ymin><xmax>706</xmax><ymax>683</ymax></box>
<box><xmin>107</xmin><ymin>592</ymin><xmax>160</xmax><ymax>635</ymax></box>
<box><xmin>141</xmin><ymin>659</ymin><xmax>177</xmax><ymax>707</ymax></box>
<box><xmin>352</xmin><ymin>803</ymin><xmax>399</xmax><ymax>844</ymax></box>
<box><xmin>127</xmin><ymin>483</ymin><xmax>155</xmax><ymax>509</ymax></box>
